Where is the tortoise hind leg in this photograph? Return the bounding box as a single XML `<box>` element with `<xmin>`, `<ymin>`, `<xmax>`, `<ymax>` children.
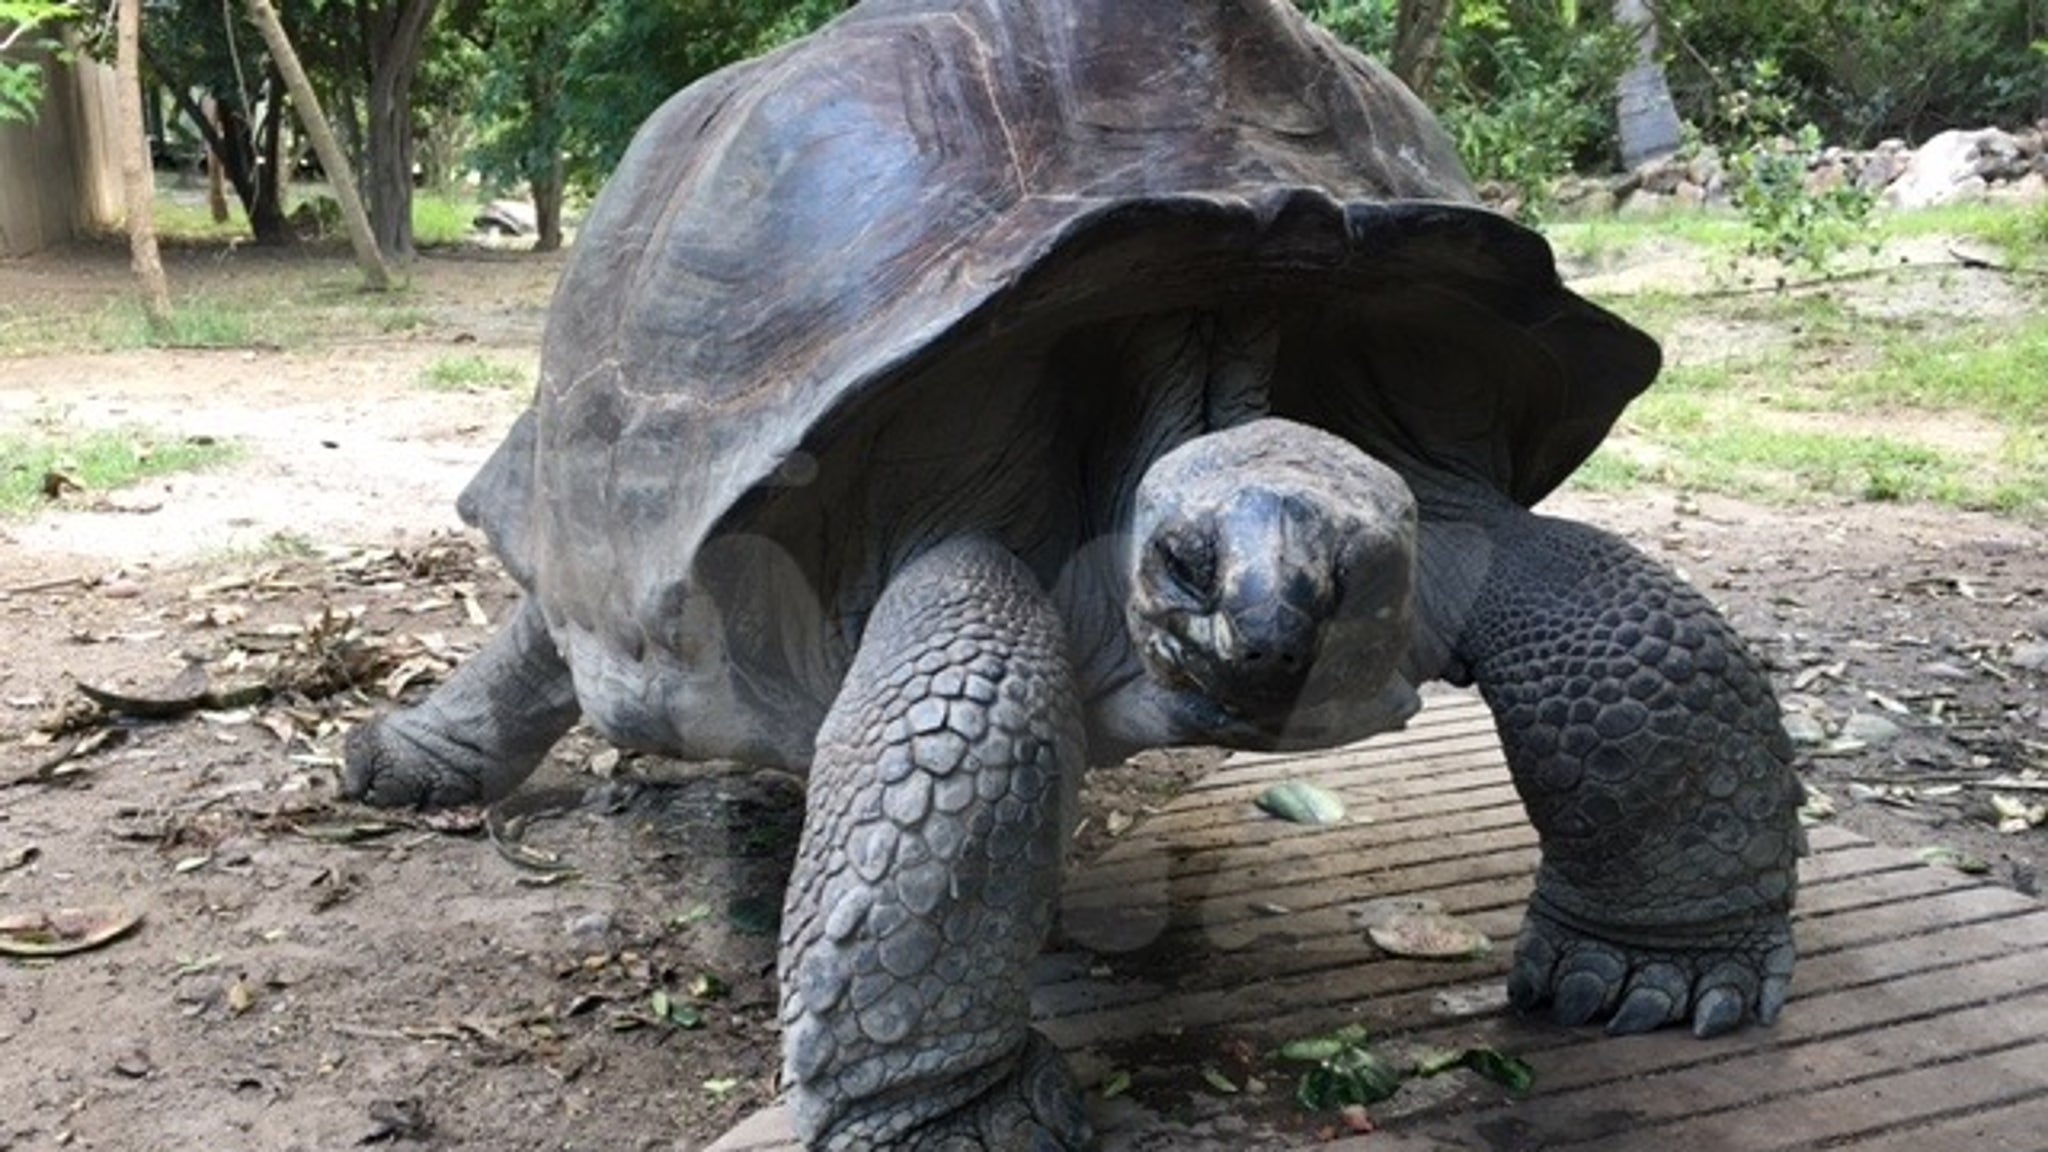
<box><xmin>1422</xmin><ymin>502</ymin><xmax>1803</xmax><ymax>1038</ymax></box>
<box><xmin>780</xmin><ymin>536</ymin><xmax>1089</xmax><ymax>1150</ymax></box>
<box><xmin>344</xmin><ymin>597</ymin><xmax>581</xmax><ymax>808</ymax></box>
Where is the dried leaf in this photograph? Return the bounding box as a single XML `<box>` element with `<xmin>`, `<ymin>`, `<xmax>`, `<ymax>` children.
<box><xmin>0</xmin><ymin>906</ymin><xmax>144</xmax><ymax>957</ymax></box>
<box><xmin>1366</xmin><ymin>909</ymin><xmax>1492</xmax><ymax>960</ymax></box>
<box><xmin>1916</xmin><ymin>846</ymin><xmax>1991</xmax><ymax>874</ymax></box>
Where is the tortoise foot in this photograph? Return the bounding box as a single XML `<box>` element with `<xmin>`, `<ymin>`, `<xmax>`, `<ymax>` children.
<box><xmin>821</xmin><ymin>1032</ymin><xmax>1089</xmax><ymax>1152</ymax></box>
<box><xmin>1508</xmin><ymin>901</ymin><xmax>1796</xmax><ymax>1039</ymax></box>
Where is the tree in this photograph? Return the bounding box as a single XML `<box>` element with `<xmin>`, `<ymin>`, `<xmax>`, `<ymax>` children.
<box><xmin>243</xmin><ymin>0</ymin><xmax>391</xmax><ymax>288</ymax></box>
<box><xmin>113</xmin><ymin>0</ymin><xmax>173</xmax><ymax>331</ymax></box>
<box><xmin>360</xmin><ymin>0</ymin><xmax>440</xmax><ymax>259</ymax></box>
<box><xmin>1392</xmin><ymin>0</ymin><xmax>1455</xmax><ymax>100</ymax></box>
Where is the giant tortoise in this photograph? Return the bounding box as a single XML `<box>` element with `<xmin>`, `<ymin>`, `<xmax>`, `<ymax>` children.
<box><xmin>344</xmin><ymin>0</ymin><xmax>1803</xmax><ymax>1146</ymax></box>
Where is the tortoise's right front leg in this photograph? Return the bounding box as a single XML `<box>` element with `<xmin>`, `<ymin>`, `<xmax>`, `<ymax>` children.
<box><xmin>343</xmin><ymin>597</ymin><xmax>580</xmax><ymax>808</ymax></box>
<box><xmin>780</xmin><ymin>537</ymin><xmax>1090</xmax><ymax>1151</ymax></box>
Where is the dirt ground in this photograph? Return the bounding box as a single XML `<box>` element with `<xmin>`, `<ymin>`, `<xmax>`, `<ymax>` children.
<box><xmin>1</xmin><ymin>240</ymin><xmax>2042</xmax><ymax>1151</ymax></box>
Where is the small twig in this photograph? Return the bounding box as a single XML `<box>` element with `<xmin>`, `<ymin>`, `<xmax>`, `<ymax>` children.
<box><xmin>5</xmin><ymin>574</ymin><xmax>91</xmax><ymax>596</ymax></box>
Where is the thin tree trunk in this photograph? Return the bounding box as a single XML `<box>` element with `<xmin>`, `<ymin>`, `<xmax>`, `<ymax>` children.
<box><xmin>243</xmin><ymin>0</ymin><xmax>392</xmax><ymax>290</ymax></box>
<box><xmin>531</xmin><ymin>153</ymin><xmax>564</xmax><ymax>252</ymax></box>
<box><xmin>1392</xmin><ymin>0</ymin><xmax>1455</xmax><ymax>103</ymax></box>
<box><xmin>114</xmin><ymin>0</ymin><xmax>173</xmax><ymax>332</ymax></box>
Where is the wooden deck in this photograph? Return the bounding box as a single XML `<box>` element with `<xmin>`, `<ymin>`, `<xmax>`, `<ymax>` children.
<box><xmin>710</xmin><ymin>692</ymin><xmax>2048</xmax><ymax>1151</ymax></box>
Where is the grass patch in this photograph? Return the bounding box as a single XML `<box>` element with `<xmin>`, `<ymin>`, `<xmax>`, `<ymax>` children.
<box><xmin>1573</xmin><ymin>292</ymin><xmax>2048</xmax><ymax>514</ymax></box>
<box><xmin>1849</xmin><ymin>312</ymin><xmax>2048</xmax><ymax>424</ymax></box>
<box><xmin>414</xmin><ymin>193</ymin><xmax>476</xmax><ymax>249</ymax></box>
<box><xmin>0</xmin><ymin>426</ymin><xmax>240</xmax><ymax>516</ymax></box>
<box><xmin>417</xmin><ymin>353</ymin><xmax>529</xmax><ymax>392</ymax></box>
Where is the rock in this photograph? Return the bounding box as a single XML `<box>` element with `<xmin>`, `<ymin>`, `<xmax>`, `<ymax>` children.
<box><xmin>1839</xmin><ymin>712</ymin><xmax>1905</xmax><ymax>746</ymax></box>
<box><xmin>1988</xmin><ymin>171</ymin><xmax>2048</xmax><ymax>207</ymax></box>
<box><xmin>1781</xmin><ymin>711</ymin><xmax>1830</xmax><ymax>747</ymax></box>
<box><xmin>1885</xmin><ymin>128</ymin><xmax>2022</xmax><ymax>209</ymax></box>
<box><xmin>1855</xmin><ymin>139</ymin><xmax>1912</xmax><ymax>193</ymax></box>
<box><xmin>565</xmin><ymin>910</ymin><xmax>614</xmax><ymax>943</ymax></box>
<box><xmin>1617</xmin><ymin>189</ymin><xmax>1672</xmax><ymax>218</ymax></box>
<box><xmin>2009</xmin><ymin>642</ymin><xmax>2048</xmax><ymax>673</ymax></box>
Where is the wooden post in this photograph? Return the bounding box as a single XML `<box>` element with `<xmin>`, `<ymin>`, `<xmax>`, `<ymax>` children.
<box><xmin>241</xmin><ymin>0</ymin><xmax>393</xmax><ymax>290</ymax></box>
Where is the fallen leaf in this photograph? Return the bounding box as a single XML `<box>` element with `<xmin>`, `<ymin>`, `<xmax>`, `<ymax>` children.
<box><xmin>1415</xmin><ymin>1046</ymin><xmax>1536</xmax><ymax>1095</ymax></box>
<box><xmin>1255</xmin><ymin>780</ymin><xmax>1346</xmax><ymax>825</ymax></box>
<box><xmin>1352</xmin><ymin>898</ymin><xmax>1490</xmax><ymax>959</ymax></box>
<box><xmin>1199</xmin><ymin>1066</ymin><xmax>1239</xmax><ymax>1094</ymax></box>
<box><xmin>1916</xmin><ymin>846</ymin><xmax>1992</xmax><ymax>874</ymax></box>
<box><xmin>1100</xmin><ymin>1069</ymin><xmax>1131</xmax><ymax>1099</ymax></box>
<box><xmin>0</xmin><ymin>906</ymin><xmax>144</xmax><ymax>957</ymax></box>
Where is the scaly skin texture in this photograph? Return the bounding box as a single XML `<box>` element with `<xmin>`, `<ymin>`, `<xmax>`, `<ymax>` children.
<box><xmin>779</xmin><ymin>537</ymin><xmax>1089</xmax><ymax>1150</ymax></box>
<box><xmin>1441</xmin><ymin>501</ymin><xmax>1804</xmax><ymax>1037</ymax></box>
<box><xmin>342</xmin><ymin>598</ymin><xmax>581</xmax><ymax>807</ymax></box>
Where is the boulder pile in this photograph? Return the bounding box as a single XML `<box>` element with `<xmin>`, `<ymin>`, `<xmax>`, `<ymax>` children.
<box><xmin>1550</xmin><ymin>122</ymin><xmax>2048</xmax><ymax>217</ymax></box>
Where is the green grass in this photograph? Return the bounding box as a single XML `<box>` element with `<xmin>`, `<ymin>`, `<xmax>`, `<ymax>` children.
<box><xmin>413</xmin><ymin>193</ymin><xmax>476</xmax><ymax>248</ymax></box>
<box><xmin>417</xmin><ymin>353</ymin><xmax>529</xmax><ymax>392</ymax></box>
<box><xmin>1573</xmin><ymin>292</ymin><xmax>2048</xmax><ymax>514</ymax></box>
<box><xmin>0</xmin><ymin>426</ymin><xmax>241</xmax><ymax>516</ymax></box>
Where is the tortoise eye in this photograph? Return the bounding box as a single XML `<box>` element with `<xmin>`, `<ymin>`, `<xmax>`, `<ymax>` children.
<box><xmin>1154</xmin><ymin>531</ymin><xmax>1217</xmax><ymax>603</ymax></box>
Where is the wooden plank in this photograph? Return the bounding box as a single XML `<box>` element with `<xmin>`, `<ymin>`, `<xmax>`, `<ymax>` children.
<box><xmin>1830</xmin><ymin>1090</ymin><xmax>2048</xmax><ymax>1151</ymax></box>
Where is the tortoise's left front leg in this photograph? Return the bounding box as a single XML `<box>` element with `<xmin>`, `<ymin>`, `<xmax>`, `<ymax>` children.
<box><xmin>1425</xmin><ymin>505</ymin><xmax>1804</xmax><ymax>1038</ymax></box>
<box><xmin>780</xmin><ymin>537</ymin><xmax>1090</xmax><ymax>1150</ymax></box>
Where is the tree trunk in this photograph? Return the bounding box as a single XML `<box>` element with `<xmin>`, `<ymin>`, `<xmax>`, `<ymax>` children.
<box><xmin>531</xmin><ymin>152</ymin><xmax>565</xmax><ymax>252</ymax></box>
<box><xmin>114</xmin><ymin>0</ymin><xmax>173</xmax><ymax>333</ymax></box>
<box><xmin>1392</xmin><ymin>0</ymin><xmax>1455</xmax><ymax>102</ymax></box>
<box><xmin>363</xmin><ymin>0</ymin><xmax>441</xmax><ymax>260</ymax></box>
<box><xmin>243</xmin><ymin>0</ymin><xmax>393</xmax><ymax>290</ymax></box>
<box><xmin>144</xmin><ymin>41</ymin><xmax>294</xmax><ymax>245</ymax></box>
<box><xmin>1613</xmin><ymin>0</ymin><xmax>1684</xmax><ymax>169</ymax></box>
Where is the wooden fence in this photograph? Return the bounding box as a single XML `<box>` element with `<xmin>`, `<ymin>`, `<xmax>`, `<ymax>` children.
<box><xmin>0</xmin><ymin>45</ymin><xmax>123</xmax><ymax>257</ymax></box>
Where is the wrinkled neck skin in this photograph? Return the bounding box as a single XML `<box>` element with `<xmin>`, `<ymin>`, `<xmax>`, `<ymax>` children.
<box><xmin>1075</xmin><ymin>311</ymin><xmax>1426</xmax><ymax>760</ymax></box>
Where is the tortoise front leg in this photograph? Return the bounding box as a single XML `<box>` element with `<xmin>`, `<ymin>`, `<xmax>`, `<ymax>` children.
<box><xmin>344</xmin><ymin>597</ymin><xmax>581</xmax><ymax>808</ymax></box>
<box><xmin>780</xmin><ymin>537</ymin><xmax>1090</xmax><ymax>1150</ymax></box>
<box><xmin>1424</xmin><ymin>505</ymin><xmax>1804</xmax><ymax>1038</ymax></box>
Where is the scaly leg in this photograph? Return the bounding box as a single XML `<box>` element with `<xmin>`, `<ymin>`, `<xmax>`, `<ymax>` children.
<box><xmin>343</xmin><ymin>597</ymin><xmax>581</xmax><ymax>808</ymax></box>
<box><xmin>780</xmin><ymin>537</ymin><xmax>1089</xmax><ymax>1150</ymax></box>
<box><xmin>1427</xmin><ymin>505</ymin><xmax>1803</xmax><ymax>1038</ymax></box>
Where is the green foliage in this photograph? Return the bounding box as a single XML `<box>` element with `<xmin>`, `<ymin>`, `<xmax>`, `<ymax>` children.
<box><xmin>1292</xmin><ymin>0</ymin><xmax>1394</xmax><ymax>55</ymax></box>
<box><xmin>1659</xmin><ymin>0</ymin><xmax>2048</xmax><ymax>144</ymax></box>
<box><xmin>1299</xmin><ymin>0</ymin><xmax>1632</xmax><ymax>213</ymax></box>
<box><xmin>470</xmin><ymin>0</ymin><xmax>841</xmax><ymax>199</ymax></box>
<box><xmin>411</xmin><ymin>192</ymin><xmax>476</xmax><ymax>248</ymax></box>
<box><xmin>1710</xmin><ymin>63</ymin><xmax>1874</xmax><ymax>276</ymax></box>
<box><xmin>0</xmin><ymin>0</ymin><xmax>77</xmax><ymax>123</ymax></box>
<box><xmin>1439</xmin><ymin>3</ymin><xmax>1633</xmax><ymax>213</ymax></box>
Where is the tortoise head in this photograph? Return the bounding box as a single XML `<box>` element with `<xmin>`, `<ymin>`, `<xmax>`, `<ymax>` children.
<box><xmin>1128</xmin><ymin>418</ymin><xmax>1417</xmax><ymax>744</ymax></box>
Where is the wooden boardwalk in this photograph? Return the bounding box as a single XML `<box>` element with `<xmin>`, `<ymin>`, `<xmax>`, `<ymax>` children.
<box><xmin>710</xmin><ymin>692</ymin><xmax>2048</xmax><ymax>1151</ymax></box>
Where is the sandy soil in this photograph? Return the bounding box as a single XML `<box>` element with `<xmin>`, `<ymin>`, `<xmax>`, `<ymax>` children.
<box><xmin>0</xmin><ymin>238</ymin><xmax>2041</xmax><ymax>1151</ymax></box>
